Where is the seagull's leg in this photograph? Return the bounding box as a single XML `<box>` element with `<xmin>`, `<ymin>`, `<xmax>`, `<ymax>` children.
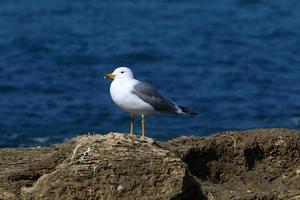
<box><xmin>130</xmin><ymin>114</ymin><xmax>134</xmax><ymax>136</ymax></box>
<box><xmin>141</xmin><ymin>114</ymin><xmax>145</xmax><ymax>139</ymax></box>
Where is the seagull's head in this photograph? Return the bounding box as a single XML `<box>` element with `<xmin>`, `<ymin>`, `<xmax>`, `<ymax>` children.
<box><xmin>105</xmin><ymin>67</ymin><xmax>134</xmax><ymax>80</ymax></box>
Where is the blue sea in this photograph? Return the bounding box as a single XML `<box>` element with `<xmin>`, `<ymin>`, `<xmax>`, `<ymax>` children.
<box><xmin>1</xmin><ymin>0</ymin><xmax>300</xmax><ymax>147</ymax></box>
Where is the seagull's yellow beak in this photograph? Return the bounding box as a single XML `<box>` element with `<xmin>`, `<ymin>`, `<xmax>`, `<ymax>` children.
<box><xmin>104</xmin><ymin>73</ymin><xmax>115</xmax><ymax>79</ymax></box>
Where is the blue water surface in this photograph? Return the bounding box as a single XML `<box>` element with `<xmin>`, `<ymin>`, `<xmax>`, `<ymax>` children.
<box><xmin>0</xmin><ymin>0</ymin><xmax>300</xmax><ymax>147</ymax></box>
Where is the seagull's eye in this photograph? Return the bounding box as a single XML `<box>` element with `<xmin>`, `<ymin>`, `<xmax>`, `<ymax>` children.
<box><xmin>121</xmin><ymin>71</ymin><xmax>124</xmax><ymax>74</ymax></box>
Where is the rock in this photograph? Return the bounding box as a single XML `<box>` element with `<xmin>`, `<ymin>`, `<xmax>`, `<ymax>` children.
<box><xmin>160</xmin><ymin>128</ymin><xmax>300</xmax><ymax>199</ymax></box>
<box><xmin>0</xmin><ymin>133</ymin><xmax>202</xmax><ymax>200</ymax></box>
<box><xmin>0</xmin><ymin>128</ymin><xmax>299</xmax><ymax>200</ymax></box>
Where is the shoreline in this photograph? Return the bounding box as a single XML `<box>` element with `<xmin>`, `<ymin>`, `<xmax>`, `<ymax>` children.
<box><xmin>0</xmin><ymin>128</ymin><xmax>299</xmax><ymax>199</ymax></box>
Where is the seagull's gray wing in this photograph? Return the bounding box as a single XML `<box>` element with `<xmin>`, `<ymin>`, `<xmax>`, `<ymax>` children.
<box><xmin>131</xmin><ymin>82</ymin><xmax>178</xmax><ymax>114</ymax></box>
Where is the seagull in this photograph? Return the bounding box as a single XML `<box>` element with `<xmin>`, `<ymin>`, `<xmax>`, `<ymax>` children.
<box><xmin>105</xmin><ymin>67</ymin><xmax>196</xmax><ymax>138</ymax></box>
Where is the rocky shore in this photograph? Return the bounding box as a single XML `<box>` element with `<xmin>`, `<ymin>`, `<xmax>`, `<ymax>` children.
<box><xmin>0</xmin><ymin>128</ymin><xmax>299</xmax><ymax>200</ymax></box>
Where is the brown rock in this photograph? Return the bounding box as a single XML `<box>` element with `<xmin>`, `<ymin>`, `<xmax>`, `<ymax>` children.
<box><xmin>161</xmin><ymin>128</ymin><xmax>300</xmax><ymax>199</ymax></box>
<box><xmin>0</xmin><ymin>133</ymin><xmax>201</xmax><ymax>200</ymax></box>
<box><xmin>0</xmin><ymin>128</ymin><xmax>299</xmax><ymax>200</ymax></box>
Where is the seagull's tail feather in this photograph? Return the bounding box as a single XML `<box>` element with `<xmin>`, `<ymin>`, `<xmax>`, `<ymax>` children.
<box><xmin>178</xmin><ymin>105</ymin><xmax>197</xmax><ymax>115</ymax></box>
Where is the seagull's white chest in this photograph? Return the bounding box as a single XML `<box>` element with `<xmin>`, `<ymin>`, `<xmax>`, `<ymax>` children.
<box><xmin>110</xmin><ymin>79</ymin><xmax>156</xmax><ymax>115</ymax></box>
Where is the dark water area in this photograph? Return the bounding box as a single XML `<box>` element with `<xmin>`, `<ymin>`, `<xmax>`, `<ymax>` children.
<box><xmin>0</xmin><ymin>0</ymin><xmax>300</xmax><ymax>147</ymax></box>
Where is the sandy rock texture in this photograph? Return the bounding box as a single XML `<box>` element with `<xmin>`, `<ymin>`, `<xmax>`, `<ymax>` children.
<box><xmin>0</xmin><ymin>128</ymin><xmax>299</xmax><ymax>200</ymax></box>
<box><xmin>0</xmin><ymin>133</ymin><xmax>201</xmax><ymax>200</ymax></box>
<box><xmin>160</xmin><ymin>128</ymin><xmax>300</xmax><ymax>200</ymax></box>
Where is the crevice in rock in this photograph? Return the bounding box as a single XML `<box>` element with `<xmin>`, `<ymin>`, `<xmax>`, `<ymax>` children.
<box><xmin>8</xmin><ymin>172</ymin><xmax>42</xmax><ymax>182</ymax></box>
<box><xmin>182</xmin><ymin>147</ymin><xmax>221</xmax><ymax>184</ymax></box>
<box><xmin>171</xmin><ymin>172</ymin><xmax>207</xmax><ymax>200</ymax></box>
<box><xmin>244</xmin><ymin>145</ymin><xmax>264</xmax><ymax>170</ymax></box>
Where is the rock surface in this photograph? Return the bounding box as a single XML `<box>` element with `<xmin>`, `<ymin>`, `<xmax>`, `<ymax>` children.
<box><xmin>0</xmin><ymin>128</ymin><xmax>299</xmax><ymax>200</ymax></box>
<box><xmin>160</xmin><ymin>128</ymin><xmax>300</xmax><ymax>200</ymax></box>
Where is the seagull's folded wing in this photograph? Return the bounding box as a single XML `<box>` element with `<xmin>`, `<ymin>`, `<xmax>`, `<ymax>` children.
<box><xmin>131</xmin><ymin>82</ymin><xmax>178</xmax><ymax>114</ymax></box>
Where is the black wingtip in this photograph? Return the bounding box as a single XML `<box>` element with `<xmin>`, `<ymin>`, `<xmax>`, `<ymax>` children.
<box><xmin>179</xmin><ymin>105</ymin><xmax>197</xmax><ymax>115</ymax></box>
